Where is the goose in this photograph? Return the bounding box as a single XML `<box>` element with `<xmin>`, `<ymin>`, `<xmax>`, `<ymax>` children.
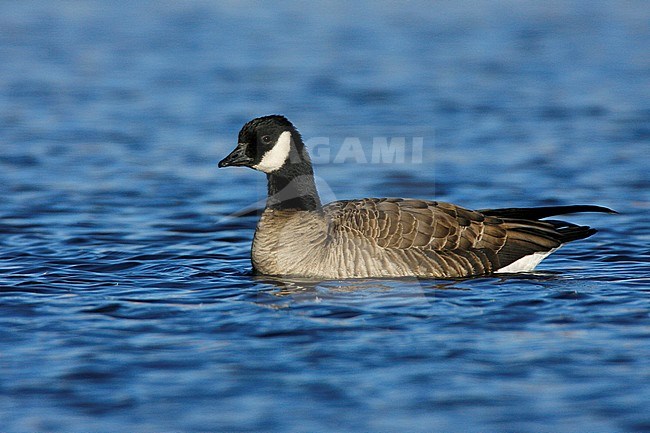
<box><xmin>218</xmin><ymin>115</ymin><xmax>615</xmax><ymax>279</ymax></box>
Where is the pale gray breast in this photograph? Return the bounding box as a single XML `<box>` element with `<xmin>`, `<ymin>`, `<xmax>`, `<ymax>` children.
<box><xmin>251</xmin><ymin>209</ymin><xmax>329</xmax><ymax>277</ymax></box>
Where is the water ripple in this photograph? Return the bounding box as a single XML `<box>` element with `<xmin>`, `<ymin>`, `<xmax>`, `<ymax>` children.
<box><xmin>1</xmin><ymin>1</ymin><xmax>650</xmax><ymax>432</ymax></box>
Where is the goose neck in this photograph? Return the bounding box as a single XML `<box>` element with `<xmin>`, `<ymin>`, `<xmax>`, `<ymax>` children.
<box><xmin>266</xmin><ymin>163</ymin><xmax>322</xmax><ymax>212</ymax></box>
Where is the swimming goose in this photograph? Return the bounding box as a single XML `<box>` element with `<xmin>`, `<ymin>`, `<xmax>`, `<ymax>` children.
<box><xmin>218</xmin><ymin>115</ymin><xmax>615</xmax><ymax>279</ymax></box>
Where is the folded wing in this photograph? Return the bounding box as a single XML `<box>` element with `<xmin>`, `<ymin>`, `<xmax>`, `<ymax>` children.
<box><xmin>324</xmin><ymin>198</ymin><xmax>611</xmax><ymax>276</ymax></box>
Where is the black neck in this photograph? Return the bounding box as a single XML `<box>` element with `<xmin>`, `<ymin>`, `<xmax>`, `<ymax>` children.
<box><xmin>266</xmin><ymin>162</ymin><xmax>322</xmax><ymax>212</ymax></box>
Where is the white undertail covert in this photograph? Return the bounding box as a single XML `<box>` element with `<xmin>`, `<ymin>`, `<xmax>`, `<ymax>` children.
<box><xmin>495</xmin><ymin>247</ymin><xmax>559</xmax><ymax>273</ymax></box>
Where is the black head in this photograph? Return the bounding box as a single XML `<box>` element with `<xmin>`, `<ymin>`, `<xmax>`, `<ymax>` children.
<box><xmin>218</xmin><ymin>115</ymin><xmax>306</xmax><ymax>173</ymax></box>
<box><xmin>219</xmin><ymin>115</ymin><xmax>322</xmax><ymax>211</ymax></box>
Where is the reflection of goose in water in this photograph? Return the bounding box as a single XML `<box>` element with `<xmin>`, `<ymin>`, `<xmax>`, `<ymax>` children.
<box><xmin>219</xmin><ymin>115</ymin><xmax>615</xmax><ymax>279</ymax></box>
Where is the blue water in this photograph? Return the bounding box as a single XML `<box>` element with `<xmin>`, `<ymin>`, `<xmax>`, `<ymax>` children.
<box><xmin>1</xmin><ymin>1</ymin><xmax>649</xmax><ymax>431</ymax></box>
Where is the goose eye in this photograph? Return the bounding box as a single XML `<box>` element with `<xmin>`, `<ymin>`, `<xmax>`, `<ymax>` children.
<box><xmin>261</xmin><ymin>135</ymin><xmax>272</xmax><ymax>144</ymax></box>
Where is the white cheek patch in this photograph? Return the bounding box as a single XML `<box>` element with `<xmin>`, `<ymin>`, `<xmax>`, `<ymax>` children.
<box><xmin>253</xmin><ymin>131</ymin><xmax>292</xmax><ymax>173</ymax></box>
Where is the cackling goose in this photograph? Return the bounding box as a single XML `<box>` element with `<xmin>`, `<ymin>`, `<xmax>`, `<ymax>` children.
<box><xmin>218</xmin><ymin>115</ymin><xmax>615</xmax><ymax>279</ymax></box>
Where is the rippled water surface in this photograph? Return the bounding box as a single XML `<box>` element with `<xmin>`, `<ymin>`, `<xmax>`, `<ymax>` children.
<box><xmin>1</xmin><ymin>1</ymin><xmax>650</xmax><ymax>432</ymax></box>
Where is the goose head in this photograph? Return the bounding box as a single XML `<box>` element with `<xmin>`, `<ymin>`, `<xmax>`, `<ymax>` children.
<box><xmin>219</xmin><ymin>115</ymin><xmax>310</xmax><ymax>174</ymax></box>
<box><xmin>219</xmin><ymin>115</ymin><xmax>321</xmax><ymax>211</ymax></box>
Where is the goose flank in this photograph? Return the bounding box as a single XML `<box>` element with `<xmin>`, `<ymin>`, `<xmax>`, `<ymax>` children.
<box><xmin>218</xmin><ymin>115</ymin><xmax>615</xmax><ymax>279</ymax></box>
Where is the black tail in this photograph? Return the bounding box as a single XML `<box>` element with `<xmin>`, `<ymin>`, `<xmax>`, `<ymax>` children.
<box><xmin>479</xmin><ymin>205</ymin><xmax>617</xmax><ymax>221</ymax></box>
<box><xmin>482</xmin><ymin>205</ymin><xmax>616</xmax><ymax>269</ymax></box>
<box><xmin>546</xmin><ymin>221</ymin><xmax>598</xmax><ymax>243</ymax></box>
